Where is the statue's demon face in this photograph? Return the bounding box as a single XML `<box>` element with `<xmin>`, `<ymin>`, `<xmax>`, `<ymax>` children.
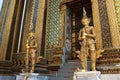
<box><xmin>81</xmin><ymin>18</ymin><xmax>90</xmax><ymax>26</ymax></box>
<box><xmin>29</xmin><ymin>32</ymin><xmax>34</xmax><ymax>39</ymax></box>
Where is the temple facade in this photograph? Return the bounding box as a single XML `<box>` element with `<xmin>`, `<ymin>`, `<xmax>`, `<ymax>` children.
<box><xmin>0</xmin><ymin>0</ymin><xmax>120</xmax><ymax>75</ymax></box>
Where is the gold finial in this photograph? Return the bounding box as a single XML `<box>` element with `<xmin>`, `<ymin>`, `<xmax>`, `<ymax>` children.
<box><xmin>81</xmin><ymin>7</ymin><xmax>90</xmax><ymax>23</ymax></box>
<box><xmin>82</xmin><ymin>7</ymin><xmax>88</xmax><ymax>19</ymax></box>
<box><xmin>29</xmin><ymin>23</ymin><xmax>34</xmax><ymax>32</ymax></box>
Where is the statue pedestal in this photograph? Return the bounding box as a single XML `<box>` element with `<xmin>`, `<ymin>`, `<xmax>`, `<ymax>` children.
<box><xmin>16</xmin><ymin>73</ymin><xmax>39</xmax><ymax>80</ymax></box>
<box><xmin>73</xmin><ymin>71</ymin><xmax>101</xmax><ymax>80</ymax></box>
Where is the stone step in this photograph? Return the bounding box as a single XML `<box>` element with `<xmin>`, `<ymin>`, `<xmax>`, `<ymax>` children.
<box><xmin>96</xmin><ymin>48</ymin><xmax>120</xmax><ymax>74</ymax></box>
<box><xmin>49</xmin><ymin>60</ymin><xmax>93</xmax><ymax>80</ymax></box>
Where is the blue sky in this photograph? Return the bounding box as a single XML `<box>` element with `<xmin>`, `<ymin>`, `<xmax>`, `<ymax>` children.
<box><xmin>0</xmin><ymin>0</ymin><xmax>3</xmax><ymax>11</ymax></box>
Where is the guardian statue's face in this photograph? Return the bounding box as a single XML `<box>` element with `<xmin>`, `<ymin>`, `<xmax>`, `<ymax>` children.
<box><xmin>82</xmin><ymin>19</ymin><xmax>90</xmax><ymax>25</ymax></box>
<box><xmin>29</xmin><ymin>32</ymin><xmax>34</xmax><ymax>38</ymax></box>
<box><xmin>81</xmin><ymin>18</ymin><xmax>90</xmax><ymax>26</ymax></box>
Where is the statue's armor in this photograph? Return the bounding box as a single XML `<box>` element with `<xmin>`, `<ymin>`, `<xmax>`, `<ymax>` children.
<box><xmin>79</xmin><ymin>26</ymin><xmax>96</xmax><ymax>71</ymax></box>
<box><xmin>28</xmin><ymin>37</ymin><xmax>37</xmax><ymax>58</ymax></box>
<box><xmin>81</xmin><ymin>27</ymin><xmax>95</xmax><ymax>51</ymax></box>
<box><xmin>27</xmin><ymin>36</ymin><xmax>37</xmax><ymax>73</ymax></box>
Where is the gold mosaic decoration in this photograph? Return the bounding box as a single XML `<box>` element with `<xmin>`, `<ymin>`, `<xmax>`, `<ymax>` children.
<box><xmin>46</xmin><ymin>0</ymin><xmax>62</xmax><ymax>48</ymax></box>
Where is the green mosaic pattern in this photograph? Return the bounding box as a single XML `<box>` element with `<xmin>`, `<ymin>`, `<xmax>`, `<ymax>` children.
<box><xmin>46</xmin><ymin>0</ymin><xmax>62</xmax><ymax>48</ymax></box>
<box><xmin>114</xmin><ymin>0</ymin><xmax>120</xmax><ymax>29</ymax></box>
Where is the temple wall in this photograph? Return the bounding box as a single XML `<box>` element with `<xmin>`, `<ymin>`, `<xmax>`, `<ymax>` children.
<box><xmin>96</xmin><ymin>0</ymin><xmax>120</xmax><ymax>74</ymax></box>
<box><xmin>45</xmin><ymin>0</ymin><xmax>111</xmax><ymax>57</ymax></box>
<box><xmin>0</xmin><ymin>0</ymin><xmax>46</xmax><ymax>71</ymax></box>
<box><xmin>45</xmin><ymin>0</ymin><xmax>120</xmax><ymax>54</ymax></box>
<box><xmin>0</xmin><ymin>0</ymin><xmax>119</xmax><ymax>74</ymax></box>
<box><xmin>93</xmin><ymin>0</ymin><xmax>120</xmax><ymax>49</ymax></box>
<box><xmin>93</xmin><ymin>0</ymin><xmax>120</xmax><ymax>48</ymax></box>
<box><xmin>45</xmin><ymin>0</ymin><xmax>107</xmax><ymax>53</ymax></box>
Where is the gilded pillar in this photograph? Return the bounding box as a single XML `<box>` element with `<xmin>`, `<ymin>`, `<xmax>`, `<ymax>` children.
<box><xmin>91</xmin><ymin>0</ymin><xmax>103</xmax><ymax>49</ymax></box>
<box><xmin>0</xmin><ymin>0</ymin><xmax>8</xmax><ymax>32</ymax></box>
<box><xmin>0</xmin><ymin>0</ymin><xmax>16</xmax><ymax>60</ymax></box>
<box><xmin>11</xmin><ymin>0</ymin><xmax>25</xmax><ymax>54</ymax></box>
<box><xmin>113</xmin><ymin>0</ymin><xmax>120</xmax><ymax>47</ymax></box>
<box><xmin>44</xmin><ymin>0</ymin><xmax>50</xmax><ymax>57</ymax></box>
<box><xmin>60</xmin><ymin>4</ymin><xmax>67</xmax><ymax>46</ymax></box>
<box><xmin>22</xmin><ymin>0</ymin><xmax>44</xmax><ymax>54</ymax></box>
<box><xmin>106</xmin><ymin>0</ymin><xmax>120</xmax><ymax>47</ymax></box>
<box><xmin>96</xmin><ymin>0</ymin><xmax>120</xmax><ymax>74</ymax></box>
<box><xmin>21</xmin><ymin>0</ymin><xmax>35</xmax><ymax>52</ymax></box>
<box><xmin>36</xmin><ymin>0</ymin><xmax>46</xmax><ymax>54</ymax></box>
<box><xmin>97</xmin><ymin>0</ymin><xmax>113</xmax><ymax>49</ymax></box>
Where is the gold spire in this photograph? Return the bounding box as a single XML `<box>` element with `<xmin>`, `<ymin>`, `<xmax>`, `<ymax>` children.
<box><xmin>82</xmin><ymin>7</ymin><xmax>88</xmax><ymax>19</ymax></box>
<box><xmin>81</xmin><ymin>7</ymin><xmax>90</xmax><ymax>23</ymax></box>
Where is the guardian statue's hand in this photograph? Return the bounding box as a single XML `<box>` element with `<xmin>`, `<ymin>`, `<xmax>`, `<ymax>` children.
<box><xmin>83</xmin><ymin>33</ymin><xmax>87</xmax><ymax>36</ymax></box>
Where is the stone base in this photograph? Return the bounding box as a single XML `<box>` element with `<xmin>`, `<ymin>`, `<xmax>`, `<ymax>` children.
<box><xmin>16</xmin><ymin>73</ymin><xmax>38</xmax><ymax>80</ymax></box>
<box><xmin>16</xmin><ymin>73</ymin><xmax>49</xmax><ymax>80</ymax></box>
<box><xmin>73</xmin><ymin>71</ymin><xmax>101</xmax><ymax>80</ymax></box>
<box><xmin>101</xmin><ymin>74</ymin><xmax>120</xmax><ymax>80</ymax></box>
<box><xmin>0</xmin><ymin>76</ymin><xmax>15</xmax><ymax>80</ymax></box>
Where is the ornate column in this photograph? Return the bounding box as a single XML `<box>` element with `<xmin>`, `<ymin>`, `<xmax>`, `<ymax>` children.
<box><xmin>0</xmin><ymin>0</ymin><xmax>16</xmax><ymax>74</ymax></box>
<box><xmin>113</xmin><ymin>0</ymin><xmax>120</xmax><ymax>47</ymax></box>
<box><xmin>22</xmin><ymin>0</ymin><xmax>43</xmax><ymax>53</ymax></box>
<box><xmin>60</xmin><ymin>4</ymin><xmax>67</xmax><ymax>46</ymax></box>
<box><xmin>21</xmin><ymin>0</ymin><xmax>34</xmax><ymax>52</ymax></box>
<box><xmin>20</xmin><ymin>0</ymin><xmax>46</xmax><ymax>55</ymax></box>
<box><xmin>98</xmin><ymin>0</ymin><xmax>113</xmax><ymax>49</ymax></box>
<box><xmin>0</xmin><ymin>0</ymin><xmax>16</xmax><ymax>60</ymax></box>
<box><xmin>96</xmin><ymin>0</ymin><xmax>120</xmax><ymax>74</ymax></box>
<box><xmin>36</xmin><ymin>0</ymin><xmax>46</xmax><ymax>54</ymax></box>
<box><xmin>91</xmin><ymin>0</ymin><xmax>103</xmax><ymax>49</ymax></box>
<box><xmin>0</xmin><ymin>0</ymin><xmax>8</xmax><ymax>32</ymax></box>
<box><xmin>106</xmin><ymin>0</ymin><xmax>120</xmax><ymax>47</ymax></box>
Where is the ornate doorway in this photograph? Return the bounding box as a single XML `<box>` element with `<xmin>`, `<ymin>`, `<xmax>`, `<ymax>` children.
<box><xmin>60</xmin><ymin>0</ymin><xmax>93</xmax><ymax>59</ymax></box>
<box><xmin>68</xmin><ymin>0</ymin><xmax>93</xmax><ymax>58</ymax></box>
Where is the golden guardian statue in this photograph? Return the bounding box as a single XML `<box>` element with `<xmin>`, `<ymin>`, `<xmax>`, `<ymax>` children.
<box><xmin>76</xmin><ymin>8</ymin><xmax>104</xmax><ymax>71</ymax></box>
